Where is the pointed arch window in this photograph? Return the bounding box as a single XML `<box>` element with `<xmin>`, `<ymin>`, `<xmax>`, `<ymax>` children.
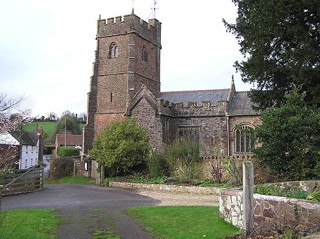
<box><xmin>109</xmin><ymin>42</ymin><xmax>118</xmax><ymax>59</ymax></box>
<box><xmin>142</xmin><ymin>46</ymin><xmax>148</xmax><ymax>62</ymax></box>
<box><xmin>235</xmin><ymin>125</ymin><xmax>254</xmax><ymax>153</ymax></box>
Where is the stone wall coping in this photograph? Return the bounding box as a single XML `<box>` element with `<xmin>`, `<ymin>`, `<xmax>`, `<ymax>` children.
<box><xmin>220</xmin><ymin>188</ymin><xmax>320</xmax><ymax>207</ymax></box>
<box><xmin>109</xmin><ymin>181</ymin><xmax>227</xmax><ymax>195</ymax></box>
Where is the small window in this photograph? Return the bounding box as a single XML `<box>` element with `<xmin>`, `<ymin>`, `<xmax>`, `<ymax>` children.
<box><xmin>142</xmin><ymin>46</ymin><xmax>148</xmax><ymax>62</ymax></box>
<box><xmin>110</xmin><ymin>92</ymin><xmax>114</xmax><ymax>102</ymax></box>
<box><xmin>109</xmin><ymin>42</ymin><xmax>118</xmax><ymax>59</ymax></box>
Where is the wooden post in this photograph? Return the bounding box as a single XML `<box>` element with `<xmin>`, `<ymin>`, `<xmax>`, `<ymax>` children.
<box><xmin>243</xmin><ymin>161</ymin><xmax>254</xmax><ymax>235</ymax></box>
<box><xmin>0</xmin><ymin>185</ymin><xmax>3</xmax><ymax>210</ymax></box>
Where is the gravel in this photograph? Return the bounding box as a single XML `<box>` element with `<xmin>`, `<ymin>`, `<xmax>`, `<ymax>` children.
<box><xmin>136</xmin><ymin>190</ymin><xmax>220</xmax><ymax>206</ymax></box>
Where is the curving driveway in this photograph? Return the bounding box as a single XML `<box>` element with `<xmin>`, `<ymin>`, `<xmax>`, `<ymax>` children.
<box><xmin>2</xmin><ymin>184</ymin><xmax>159</xmax><ymax>239</ymax></box>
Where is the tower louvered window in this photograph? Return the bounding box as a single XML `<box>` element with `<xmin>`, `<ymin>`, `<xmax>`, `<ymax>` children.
<box><xmin>109</xmin><ymin>42</ymin><xmax>118</xmax><ymax>59</ymax></box>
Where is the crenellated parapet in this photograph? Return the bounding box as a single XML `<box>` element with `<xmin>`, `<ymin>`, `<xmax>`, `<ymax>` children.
<box><xmin>168</xmin><ymin>100</ymin><xmax>228</xmax><ymax>117</ymax></box>
<box><xmin>97</xmin><ymin>13</ymin><xmax>161</xmax><ymax>46</ymax></box>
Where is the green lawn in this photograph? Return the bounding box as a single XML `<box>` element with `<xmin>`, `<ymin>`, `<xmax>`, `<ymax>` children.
<box><xmin>127</xmin><ymin>206</ymin><xmax>239</xmax><ymax>239</ymax></box>
<box><xmin>0</xmin><ymin>209</ymin><xmax>60</xmax><ymax>239</ymax></box>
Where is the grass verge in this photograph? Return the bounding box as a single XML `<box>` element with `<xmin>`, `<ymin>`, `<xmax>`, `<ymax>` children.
<box><xmin>0</xmin><ymin>209</ymin><xmax>60</xmax><ymax>239</ymax></box>
<box><xmin>127</xmin><ymin>206</ymin><xmax>239</xmax><ymax>239</ymax></box>
<box><xmin>45</xmin><ymin>176</ymin><xmax>95</xmax><ymax>185</ymax></box>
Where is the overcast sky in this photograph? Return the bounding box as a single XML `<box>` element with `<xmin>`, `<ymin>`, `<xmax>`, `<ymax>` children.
<box><xmin>0</xmin><ymin>0</ymin><xmax>251</xmax><ymax>118</ymax></box>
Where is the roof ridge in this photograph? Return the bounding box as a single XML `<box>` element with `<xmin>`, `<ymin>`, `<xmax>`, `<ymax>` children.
<box><xmin>161</xmin><ymin>88</ymin><xmax>230</xmax><ymax>94</ymax></box>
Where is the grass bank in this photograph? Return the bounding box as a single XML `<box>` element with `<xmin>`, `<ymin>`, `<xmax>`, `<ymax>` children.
<box><xmin>127</xmin><ymin>206</ymin><xmax>239</xmax><ymax>239</ymax></box>
<box><xmin>45</xmin><ymin>176</ymin><xmax>95</xmax><ymax>185</ymax></box>
<box><xmin>0</xmin><ymin>209</ymin><xmax>60</xmax><ymax>239</ymax></box>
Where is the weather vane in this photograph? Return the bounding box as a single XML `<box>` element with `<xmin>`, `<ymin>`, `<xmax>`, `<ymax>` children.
<box><xmin>152</xmin><ymin>0</ymin><xmax>158</xmax><ymax>19</ymax></box>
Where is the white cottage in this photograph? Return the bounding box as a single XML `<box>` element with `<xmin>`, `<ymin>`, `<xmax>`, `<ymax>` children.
<box><xmin>9</xmin><ymin>131</ymin><xmax>42</xmax><ymax>170</ymax></box>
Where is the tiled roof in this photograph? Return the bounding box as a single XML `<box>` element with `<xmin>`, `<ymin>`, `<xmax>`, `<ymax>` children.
<box><xmin>228</xmin><ymin>91</ymin><xmax>258</xmax><ymax>116</ymax></box>
<box><xmin>56</xmin><ymin>133</ymin><xmax>82</xmax><ymax>146</ymax></box>
<box><xmin>10</xmin><ymin>131</ymin><xmax>39</xmax><ymax>146</ymax></box>
<box><xmin>160</xmin><ymin>89</ymin><xmax>229</xmax><ymax>106</ymax></box>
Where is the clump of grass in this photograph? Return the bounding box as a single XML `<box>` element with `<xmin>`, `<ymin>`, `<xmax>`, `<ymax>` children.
<box><xmin>45</xmin><ymin>176</ymin><xmax>95</xmax><ymax>185</ymax></box>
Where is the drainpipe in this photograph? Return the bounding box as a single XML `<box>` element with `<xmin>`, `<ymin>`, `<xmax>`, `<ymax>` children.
<box><xmin>226</xmin><ymin>114</ymin><xmax>230</xmax><ymax>156</ymax></box>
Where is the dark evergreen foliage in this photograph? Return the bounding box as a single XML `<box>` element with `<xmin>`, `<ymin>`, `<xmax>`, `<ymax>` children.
<box><xmin>224</xmin><ymin>0</ymin><xmax>320</xmax><ymax>109</ymax></box>
<box><xmin>254</xmin><ymin>89</ymin><xmax>320</xmax><ymax>180</ymax></box>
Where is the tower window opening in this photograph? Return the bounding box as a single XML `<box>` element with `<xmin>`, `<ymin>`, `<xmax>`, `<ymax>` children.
<box><xmin>142</xmin><ymin>46</ymin><xmax>148</xmax><ymax>62</ymax></box>
<box><xmin>110</xmin><ymin>92</ymin><xmax>114</xmax><ymax>102</ymax></box>
<box><xmin>109</xmin><ymin>43</ymin><xmax>118</xmax><ymax>59</ymax></box>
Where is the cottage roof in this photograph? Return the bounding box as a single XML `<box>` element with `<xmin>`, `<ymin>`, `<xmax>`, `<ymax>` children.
<box><xmin>228</xmin><ymin>91</ymin><xmax>258</xmax><ymax>116</ymax></box>
<box><xmin>56</xmin><ymin>133</ymin><xmax>82</xmax><ymax>146</ymax></box>
<box><xmin>0</xmin><ymin>132</ymin><xmax>19</xmax><ymax>145</ymax></box>
<box><xmin>160</xmin><ymin>89</ymin><xmax>229</xmax><ymax>106</ymax></box>
<box><xmin>10</xmin><ymin>131</ymin><xmax>39</xmax><ymax>146</ymax></box>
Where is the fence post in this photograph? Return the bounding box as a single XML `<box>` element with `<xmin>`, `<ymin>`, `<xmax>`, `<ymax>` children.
<box><xmin>0</xmin><ymin>185</ymin><xmax>3</xmax><ymax>210</ymax></box>
<box><xmin>243</xmin><ymin>161</ymin><xmax>254</xmax><ymax>235</ymax></box>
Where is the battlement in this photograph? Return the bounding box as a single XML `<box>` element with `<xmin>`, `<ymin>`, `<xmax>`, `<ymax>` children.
<box><xmin>97</xmin><ymin>13</ymin><xmax>161</xmax><ymax>45</ymax></box>
<box><xmin>156</xmin><ymin>98</ymin><xmax>227</xmax><ymax>117</ymax></box>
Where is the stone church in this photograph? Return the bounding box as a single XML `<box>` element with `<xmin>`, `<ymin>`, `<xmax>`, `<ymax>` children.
<box><xmin>83</xmin><ymin>12</ymin><xmax>260</xmax><ymax>157</ymax></box>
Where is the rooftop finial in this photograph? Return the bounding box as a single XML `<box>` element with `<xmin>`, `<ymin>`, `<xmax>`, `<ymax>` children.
<box><xmin>131</xmin><ymin>0</ymin><xmax>135</xmax><ymax>14</ymax></box>
<box><xmin>232</xmin><ymin>74</ymin><xmax>234</xmax><ymax>84</ymax></box>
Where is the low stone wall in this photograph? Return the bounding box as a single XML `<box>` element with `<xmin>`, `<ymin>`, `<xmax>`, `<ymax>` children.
<box><xmin>268</xmin><ymin>180</ymin><xmax>320</xmax><ymax>193</ymax></box>
<box><xmin>219</xmin><ymin>188</ymin><xmax>320</xmax><ymax>232</ymax></box>
<box><xmin>109</xmin><ymin>181</ymin><xmax>222</xmax><ymax>195</ymax></box>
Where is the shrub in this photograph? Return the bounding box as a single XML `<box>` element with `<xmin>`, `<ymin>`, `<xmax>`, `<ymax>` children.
<box><xmin>165</xmin><ymin>139</ymin><xmax>202</xmax><ymax>179</ymax></box>
<box><xmin>89</xmin><ymin>118</ymin><xmax>150</xmax><ymax>177</ymax></box>
<box><xmin>254</xmin><ymin>89</ymin><xmax>320</xmax><ymax>180</ymax></box>
<box><xmin>50</xmin><ymin>158</ymin><xmax>74</xmax><ymax>179</ymax></box>
<box><xmin>57</xmin><ymin>147</ymin><xmax>80</xmax><ymax>157</ymax></box>
<box><xmin>146</xmin><ymin>152</ymin><xmax>169</xmax><ymax>178</ymax></box>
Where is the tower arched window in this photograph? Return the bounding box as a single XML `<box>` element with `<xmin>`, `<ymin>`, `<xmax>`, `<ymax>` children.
<box><xmin>142</xmin><ymin>46</ymin><xmax>148</xmax><ymax>62</ymax></box>
<box><xmin>109</xmin><ymin>42</ymin><xmax>118</xmax><ymax>59</ymax></box>
<box><xmin>235</xmin><ymin>125</ymin><xmax>254</xmax><ymax>153</ymax></box>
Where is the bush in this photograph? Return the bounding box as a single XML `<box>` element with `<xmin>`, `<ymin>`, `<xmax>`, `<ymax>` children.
<box><xmin>57</xmin><ymin>147</ymin><xmax>80</xmax><ymax>157</ymax></box>
<box><xmin>165</xmin><ymin>139</ymin><xmax>202</xmax><ymax>179</ymax></box>
<box><xmin>146</xmin><ymin>152</ymin><xmax>169</xmax><ymax>178</ymax></box>
<box><xmin>89</xmin><ymin>118</ymin><xmax>150</xmax><ymax>177</ymax></box>
<box><xmin>50</xmin><ymin>158</ymin><xmax>74</xmax><ymax>179</ymax></box>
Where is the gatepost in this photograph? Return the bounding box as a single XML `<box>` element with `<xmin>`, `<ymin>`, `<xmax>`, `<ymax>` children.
<box><xmin>243</xmin><ymin>161</ymin><xmax>254</xmax><ymax>235</ymax></box>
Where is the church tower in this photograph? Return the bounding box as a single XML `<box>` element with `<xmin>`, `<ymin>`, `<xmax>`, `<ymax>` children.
<box><xmin>84</xmin><ymin>13</ymin><xmax>162</xmax><ymax>152</ymax></box>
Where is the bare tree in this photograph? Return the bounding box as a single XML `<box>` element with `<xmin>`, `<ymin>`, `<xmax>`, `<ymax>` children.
<box><xmin>0</xmin><ymin>93</ymin><xmax>30</xmax><ymax>133</ymax></box>
<box><xmin>0</xmin><ymin>93</ymin><xmax>31</xmax><ymax>174</ymax></box>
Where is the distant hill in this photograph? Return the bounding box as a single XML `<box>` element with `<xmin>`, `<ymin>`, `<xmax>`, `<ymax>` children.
<box><xmin>23</xmin><ymin>121</ymin><xmax>85</xmax><ymax>146</ymax></box>
<box><xmin>23</xmin><ymin>121</ymin><xmax>57</xmax><ymax>145</ymax></box>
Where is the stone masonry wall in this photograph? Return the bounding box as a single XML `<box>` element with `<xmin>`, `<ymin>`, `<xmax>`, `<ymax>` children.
<box><xmin>219</xmin><ymin>188</ymin><xmax>320</xmax><ymax>232</ymax></box>
<box><xmin>131</xmin><ymin>97</ymin><xmax>163</xmax><ymax>151</ymax></box>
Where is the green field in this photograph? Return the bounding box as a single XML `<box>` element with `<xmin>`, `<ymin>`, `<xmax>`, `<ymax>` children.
<box><xmin>23</xmin><ymin>121</ymin><xmax>57</xmax><ymax>138</ymax></box>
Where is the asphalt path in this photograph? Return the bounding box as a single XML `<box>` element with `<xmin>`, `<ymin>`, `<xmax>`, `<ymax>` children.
<box><xmin>2</xmin><ymin>184</ymin><xmax>159</xmax><ymax>239</ymax></box>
